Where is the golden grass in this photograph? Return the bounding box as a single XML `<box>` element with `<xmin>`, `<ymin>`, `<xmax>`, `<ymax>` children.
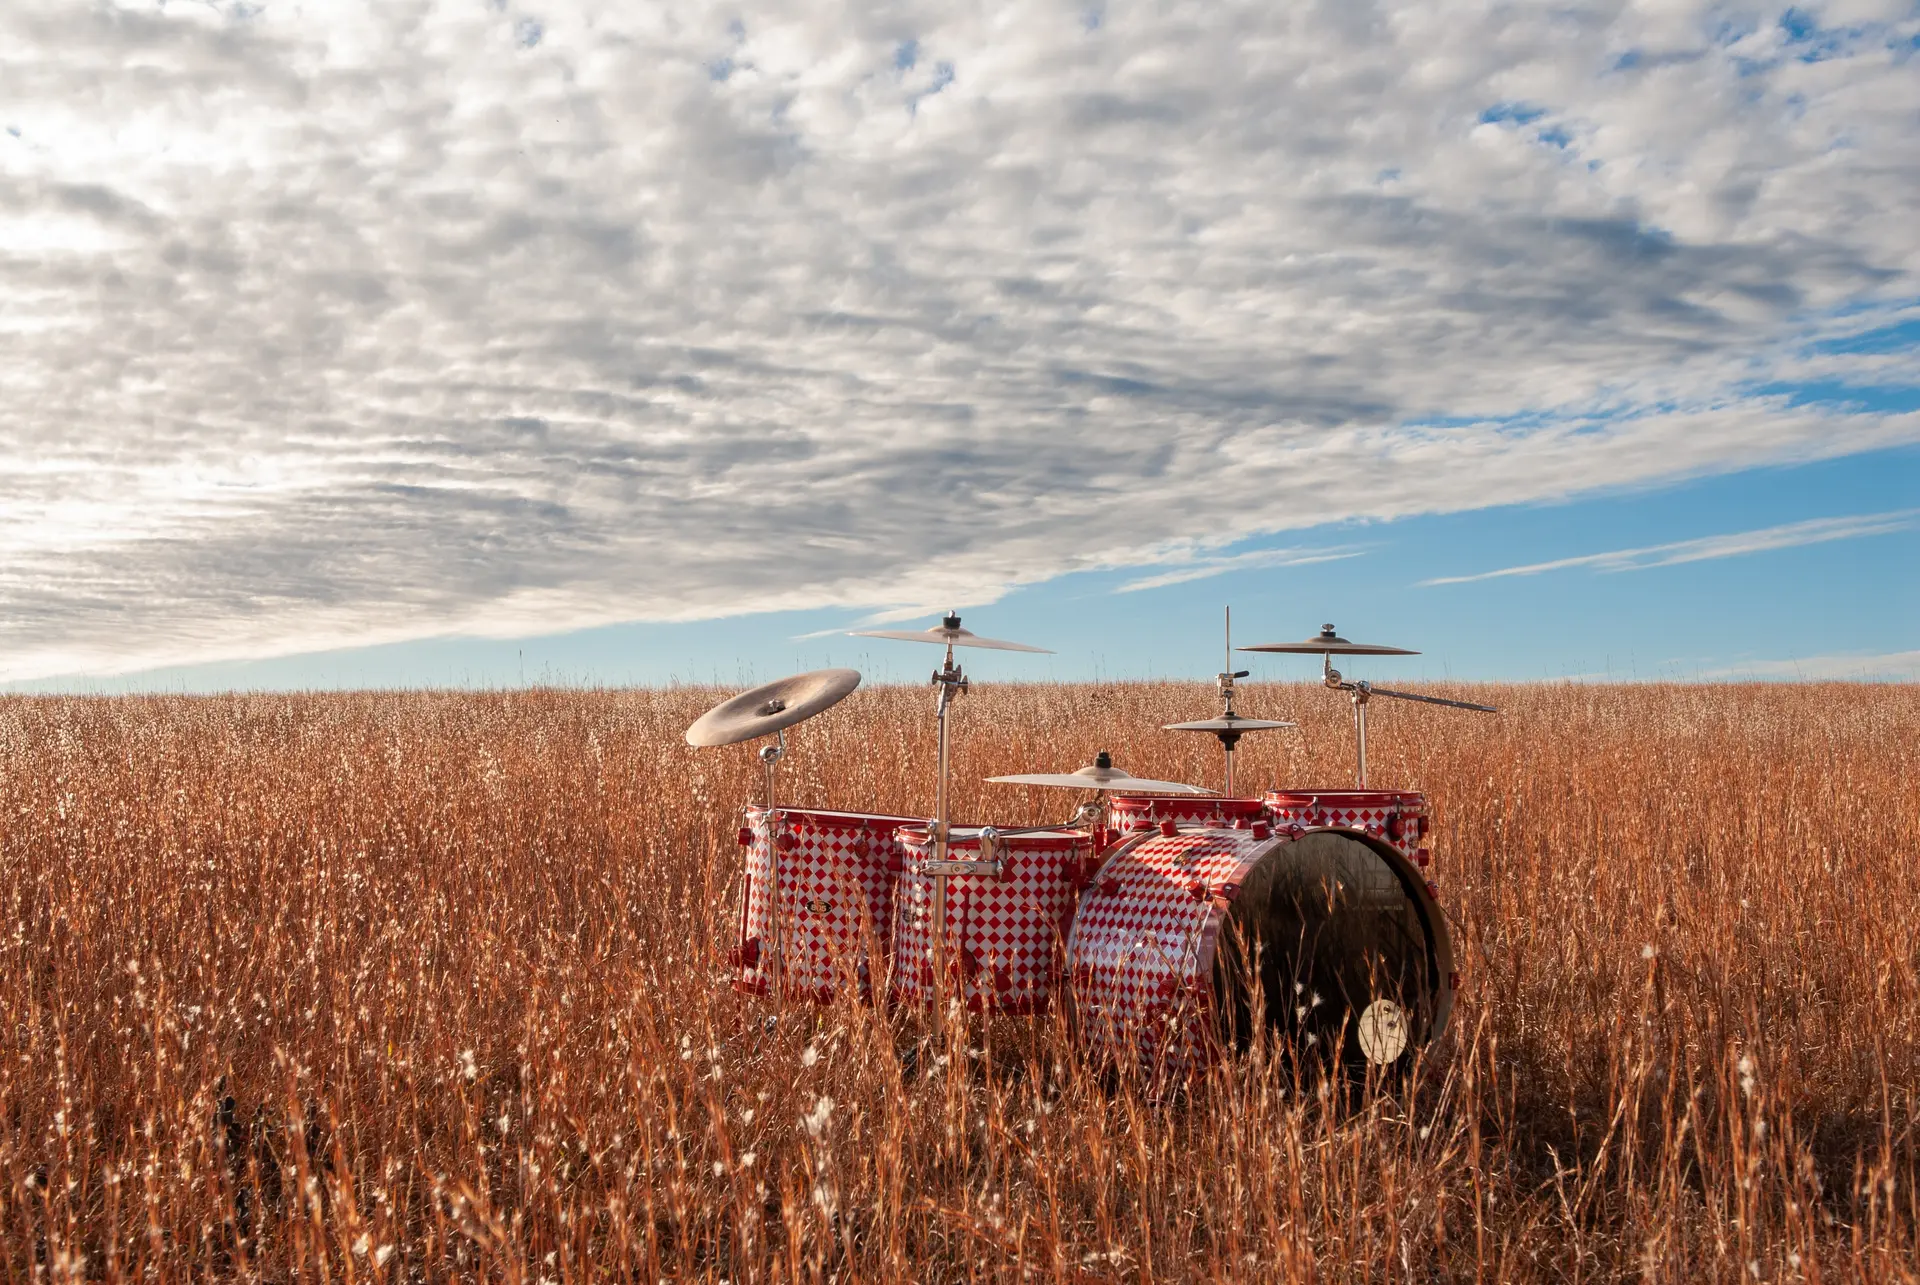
<box><xmin>2</xmin><ymin>681</ymin><xmax>1916</xmax><ymax>1282</ymax></box>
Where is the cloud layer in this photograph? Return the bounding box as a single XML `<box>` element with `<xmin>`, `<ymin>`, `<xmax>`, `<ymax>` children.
<box><xmin>1422</xmin><ymin>508</ymin><xmax>1918</xmax><ymax>583</ymax></box>
<box><xmin>3</xmin><ymin>0</ymin><xmax>1918</xmax><ymax>680</ymax></box>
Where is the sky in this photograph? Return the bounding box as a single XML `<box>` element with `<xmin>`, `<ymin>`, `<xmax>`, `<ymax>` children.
<box><xmin>2</xmin><ymin>0</ymin><xmax>1917</xmax><ymax>692</ymax></box>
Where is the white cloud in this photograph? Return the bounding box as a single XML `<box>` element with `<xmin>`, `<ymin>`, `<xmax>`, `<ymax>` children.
<box><xmin>1116</xmin><ymin>547</ymin><xmax>1366</xmax><ymax>593</ymax></box>
<box><xmin>1698</xmin><ymin>649</ymin><xmax>1920</xmax><ymax>681</ymax></box>
<box><xmin>1421</xmin><ymin>509</ymin><xmax>1918</xmax><ymax>585</ymax></box>
<box><xmin>3</xmin><ymin>0</ymin><xmax>1919</xmax><ymax>680</ymax></box>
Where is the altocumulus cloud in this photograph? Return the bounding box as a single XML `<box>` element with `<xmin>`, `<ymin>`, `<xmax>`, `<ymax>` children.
<box><xmin>1</xmin><ymin>0</ymin><xmax>1917</xmax><ymax>681</ymax></box>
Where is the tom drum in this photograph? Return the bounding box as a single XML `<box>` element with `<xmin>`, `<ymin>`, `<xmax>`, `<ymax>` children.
<box><xmin>731</xmin><ymin>806</ymin><xmax>924</xmax><ymax>1003</ymax></box>
<box><xmin>1109</xmin><ymin>794</ymin><xmax>1270</xmax><ymax>831</ymax></box>
<box><xmin>892</xmin><ymin>825</ymin><xmax>1093</xmax><ymax>1015</ymax></box>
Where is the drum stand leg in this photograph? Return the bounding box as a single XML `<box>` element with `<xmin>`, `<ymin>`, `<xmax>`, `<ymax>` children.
<box><xmin>760</xmin><ymin>731</ymin><xmax>786</xmax><ymax>1002</ymax></box>
<box><xmin>1352</xmin><ymin>690</ymin><xmax>1369</xmax><ymax>788</ymax></box>
<box><xmin>930</xmin><ymin>646</ymin><xmax>967</xmax><ymax>1038</ymax></box>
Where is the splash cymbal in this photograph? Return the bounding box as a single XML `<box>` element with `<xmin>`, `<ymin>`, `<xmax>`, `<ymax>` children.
<box><xmin>851</xmin><ymin>611</ymin><xmax>1051</xmax><ymax>654</ymax></box>
<box><xmin>1238</xmin><ymin>623</ymin><xmax>1418</xmax><ymax>656</ymax></box>
<box><xmin>987</xmin><ymin>751</ymin><xmax>1213</xmax><ymax>795</ymax></box>
<box><xmin>685</xmin><ymin>669</ymin><xmax>862</xmax><ymax>747</ymax></box>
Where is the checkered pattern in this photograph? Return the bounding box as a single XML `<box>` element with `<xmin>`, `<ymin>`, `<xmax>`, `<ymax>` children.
<box><xmin>1109</xmin><ymin>795</ymin><xmax>1269</xmax><ymax>830</ymax></box>
<box><xmin>733</xmin><ymin>807</ymin><xmax>924</xmax><ymax>1004</ymax></box>
<box><xmin>892</xmin><ymin>827</ymin><xmax>1088</xmax><ymax>1015</ymax></box>
<box><xmin>1067</xmin><ymin>827</ymin><xmax>1284</xmax><ymax>1076</ymax></box>
<box><xmin>1262</xmin><ymin>789</ymin><xmax>1429</xmax><ymax>861</ymax></box>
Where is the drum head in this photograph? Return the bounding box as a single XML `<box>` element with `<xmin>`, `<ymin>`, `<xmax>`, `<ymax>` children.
<box><xmin>1211</xmin><ymin>831</ymin><xmax>1435</xmax><ymax>1068</ymax></box>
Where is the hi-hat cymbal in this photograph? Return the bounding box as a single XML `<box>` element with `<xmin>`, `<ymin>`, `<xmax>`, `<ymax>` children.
<box><xmin>685</xmin><ymin>669</ymin><xmax>862</xmax><ymax>747</ymax></box>
<box><xmin>1163</xmin><ymin>716</ymin><xmax>1297</xmax><ymax>732</ymax></box>
<box><xmin>851</xmin><ymin>611</ymin><xmax>1051</xmax><ymax>654</ymax></box>
<box><xmin>1238</xmin><ymin>623</ymin><xmax>1418</xmax><ymax>656</ymax></box>
<box><xmin>987</xmin><ymin>751</ymin><xmax>1212</xmax><ymax>795</ymax></box>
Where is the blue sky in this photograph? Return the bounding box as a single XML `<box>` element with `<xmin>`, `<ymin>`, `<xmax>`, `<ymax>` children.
<box><xmin>29</xmin><ymin>434</ymin><xmax>1916</xmax><ymax>691</ymax></box>
<box><xmin>2</xmin><ymin>2</ymin><xmax>1917</xmax><ymax>691</ymax></box>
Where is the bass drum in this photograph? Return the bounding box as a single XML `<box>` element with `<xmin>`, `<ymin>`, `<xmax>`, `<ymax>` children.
<box><xmin>1068</xmin><ymin>824</ymin><xmax>1452</xmax><ymax>1078</ymax></box>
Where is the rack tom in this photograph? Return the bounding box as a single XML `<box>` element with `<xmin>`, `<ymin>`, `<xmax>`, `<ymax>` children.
<box><xmin>1109</xmin><ymin>795</ymin><xmax>1270</xmax><ymax>831</ymax></box>
<box><xmin>1263</xmin><ymin>789</ymin><xmax>1431</xmax><ymax>866</ymax></box>
<box><xmin>892</xmin><ymin>825</ymin><xmax>1093</xmax><ymax>1015</ymax></box>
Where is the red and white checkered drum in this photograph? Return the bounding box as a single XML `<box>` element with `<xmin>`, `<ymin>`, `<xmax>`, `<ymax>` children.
<box><xmin>1109</xmin><ymin>795</ymin><xmax>1270</xmax><ymax>832</ymax></box>
<box><xmin>1263</xmin><ymin>789</ymin><xmax>1431</xmax><ymax>866</ymax></box>
<box><xmin>892</xmin><ymin>826</ymin><xmax>1093</xmax><ymax>1015</ymax></box>
<box><xmin>730</xmin><ymin>807</ymin><xmax>924</xmax><ymax>1003</ymax></box>
<box><xmin>1067</xmin><ymin>817</ymin><xmax>1453</xmax><ymax>1078</ymax></box>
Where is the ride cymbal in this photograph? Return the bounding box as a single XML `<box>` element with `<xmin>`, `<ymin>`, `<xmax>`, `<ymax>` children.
<box><xmin>685</xmin><ymin>668</ymin><xmax>862</xmax><ymax>747</ymax></box>
<box><xmin>1238</xmin><ymin>623</ymin><xmax>1418</xmax><ymax>656</ymax></box>
<box><xmin>851</xmin><ymin>611</ymin><xmax>1051</xmax><ymax>654</ymax></box>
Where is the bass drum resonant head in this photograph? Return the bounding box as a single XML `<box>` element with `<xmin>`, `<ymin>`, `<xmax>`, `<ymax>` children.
<box><xmin>1212</xmin><ymin>830</ymin><xmax>1439</xmax><ymax>1069</ymax></box>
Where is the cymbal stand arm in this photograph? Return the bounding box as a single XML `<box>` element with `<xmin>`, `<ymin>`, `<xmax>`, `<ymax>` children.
<box><xmin>930</xmin><ymin>645</ymin><xmax>968</xmax><ymax>1036</ymax></box>
<box><xmin>760</xmin><ymin>730</ymin><xmax>787</xmax><ymax>1000</ymax></box>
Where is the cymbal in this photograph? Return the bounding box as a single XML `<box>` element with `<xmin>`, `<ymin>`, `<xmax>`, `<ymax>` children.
<box><xmin>987</xmin><ymin>751</ymin><xmax>1213</xmax><ymax>795</ymax></box>
<box><xmin>685</xmin><ymin>669</ymin><xmax>862</xmax><ymax>747</ymax></box>
<box><xmin>851</xmin><ymin>611</ymin><xmax>1051</xmax><ymax>654</ymax></box>
<box><xmin>1163</xmin><ymin>716</ymin><xmax>1297</xmax><ymax>732</ymax></box>
<box><xmin>1239</xmin><ymin>623</ymin><xmax>1418</xmax><ymax>656</ymax></box>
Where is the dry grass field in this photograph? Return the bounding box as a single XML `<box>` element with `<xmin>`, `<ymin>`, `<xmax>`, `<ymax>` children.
<box><xmin>2</xmin><ymin>681</ymin><xmax>1917</xmax><ymax>1282</ymax></box>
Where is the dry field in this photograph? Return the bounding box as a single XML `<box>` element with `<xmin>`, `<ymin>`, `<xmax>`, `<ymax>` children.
<box><xmin>2</xmin><ymin>681</ymin><xmax>1917</xmax><ymax>1282</ymax></box>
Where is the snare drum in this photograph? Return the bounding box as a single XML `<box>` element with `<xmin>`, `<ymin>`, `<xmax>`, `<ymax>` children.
<box><xmin>1068</xmin><ymin>821</ymin><xmax>1453</xmax><ymax>1078</ymax></box>
<box><xmin>892</xmin><ymin>826</ymin><xmax>1092</xmax><ymax>1015</ymax></box>
<box><xmin>731</xmin><ymin>807</ymin><xmax>924</xmax><ymax>1003</ymax></box>
<box><xmin>1109</xmin><ymin>795</ymin><xmax>1270</xmax><ymax>831</ymax></box>
<box><xmin>1263</xmin><ymin>789</ymin><xmax>1431</xmax><ymax>865</ymax></box>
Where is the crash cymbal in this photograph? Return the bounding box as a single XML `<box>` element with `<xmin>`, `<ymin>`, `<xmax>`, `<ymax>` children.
<box><xmin>685</xmin><ymin>668</ymin><xmax>862</xmax><ymax>747</ymax></box>
<box><xmin>1238</xmin><ymin>623</ymin><xmax>1418</xmax><ymax>656</ymax></box>
<box><xmin>851</xmin><ymin>611</ymin><xmax>1051</xmax><ymax>654</ymax></box>
<box><xmin>987</xmin><ymin>751</ymin><xmax>1213</xmax><ymax>795</ymax></box>
<box><xmin>1163</xmin><ymin>716</ymin><xmax>1297</xmax><ymax>732</ymax></box>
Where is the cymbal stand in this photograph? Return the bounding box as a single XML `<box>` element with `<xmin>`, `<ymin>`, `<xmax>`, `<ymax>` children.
<box><xmin>1212</xmin><ymin>607</ymin><xmax>1250</xmax><ymax>794</ymax></box>
<box><xmin>930</xmin><ymin>643</ymin><xmax>968</xmax><ymax>1036</ymax></box>
<box><xmin>1321</xmin><ymin>652</ymin><xmax>1498</xmax><ymax>787</ymax></box>
<box><xmin>1323</xmin><ymin>655</ymin><xmax>1371</xmax><ymax>787</ymax></box>
<box><xmin>760</xmin><ymin>730</ymin><xmax>787</xmax><ymax>997</ymax></box>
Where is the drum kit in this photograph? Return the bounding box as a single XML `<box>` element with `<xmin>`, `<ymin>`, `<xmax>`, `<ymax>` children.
<box><xmin>688</xmin><ymin>611</ymin><xmax>1496</xmax><ymax>1076</ymax></box>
